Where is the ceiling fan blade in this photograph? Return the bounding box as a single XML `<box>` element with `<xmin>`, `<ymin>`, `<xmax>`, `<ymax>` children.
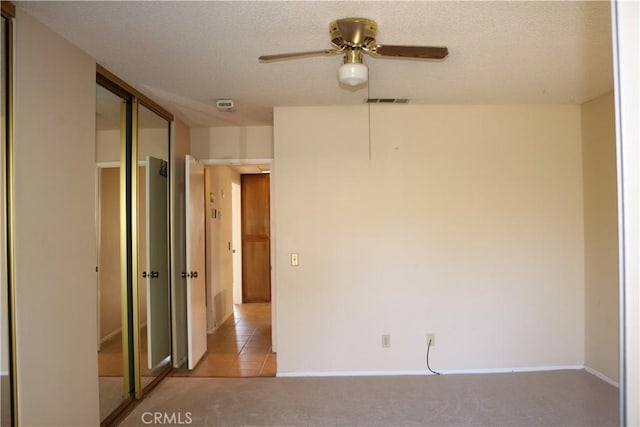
<box><xmin>370</xmin><ymin>45</ymin><xmax>449</xmax><ymax>59</ymax></box>
<box><xmin>336</xmin><ymin>18</ymin><xmax>366</xmax><ymax>46</ymax></box>
<box><xmin>259</xmin><ymin>49</ymin><xmax>342</xmax><ymax>62</ymax></box>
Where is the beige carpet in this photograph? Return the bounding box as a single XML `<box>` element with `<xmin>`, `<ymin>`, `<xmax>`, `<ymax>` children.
<box><xmin>99</xmin><ymin>377</ymin><xmax>125</xmax><ymax>422</ymax></box>
<box><xmin>119</xmin><ymin>369</ymin><xmax>618</xmax><ymax>426</ymax></box>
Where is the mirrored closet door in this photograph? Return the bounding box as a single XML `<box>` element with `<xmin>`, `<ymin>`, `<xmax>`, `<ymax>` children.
<box><xmin>95</xmin><ymin>83</ymin><xmax>132</xmax><ymax>423</ymax></box>
<box><xmin>137</xmin><ymin>102</ymin><xmax>172</xmax><ymax>392</ymax></box>
<box><xmin>1</xmin><ymin>5</ymin><xmax>15</xmax><ymax>426</ymax></box>
<box><xmin>95</xmin><ymin>67</ymin><xmax>174</xmax><ymax>421</ymax></box>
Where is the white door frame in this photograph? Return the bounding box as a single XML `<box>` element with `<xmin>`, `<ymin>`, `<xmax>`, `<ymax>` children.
<box><xmin>612</xmin><ymin>1</ymin><xmax>639</xmax><ymax>423</ymax></box>
<box><xmin>185</xmin><ymin>155</ymin><xmax>208</xmax><ymax>369</ymax></box>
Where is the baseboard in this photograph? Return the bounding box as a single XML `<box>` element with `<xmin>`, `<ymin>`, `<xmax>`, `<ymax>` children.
<box><xmin>100</xmin><ymin>327</ymin><xmax>122</xmax><ymax>344</ymax></box>
<box><xmin>101</xmin><ymin>322</ymin><xmax>148</xmax><ymax>345</ymax></box>
<box><xmin>276</xmin><ymin>365</ymin><xmax>584</xmax><ymax>378</ymax></box>
<box><xmin>218</xmin><ymin>311</ymin><xmax>233</xmax><ymax>327</ymax></box>
<box><xmin>441</xmin><ymin>365</ymin><xmax>584</xmax><ymax>375</ymax></box>
<box><xmin>584</xmin><ymin>365</ymin><xmax>619</xmax><ymax>388</ymax></box>
<box><xmin>277</xmin><ymin>370</ymin><xmax>431</xmax><ymax>377</ymax></box>
<box><xmin>207</xmin><ymin>311</ymin><xmax>233</xmax><ymax>334</ymax></box>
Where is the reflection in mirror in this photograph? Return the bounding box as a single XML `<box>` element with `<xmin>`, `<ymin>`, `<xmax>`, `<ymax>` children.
<box><xmin>137</xmin><ymin>103</ymin><xmax>171</xmax><ymax>390</ymax></box>
<box><xmin>95</xmin><ymin>83</ymin><xmax>128</xmax><ymax>422</ymax></box>
<box><xmin>1</xmin><ymin>13</ymin><xmax>13</xmax><ymax>427</ymax></box>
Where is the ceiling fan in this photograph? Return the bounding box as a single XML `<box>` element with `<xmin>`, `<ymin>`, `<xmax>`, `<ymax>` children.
<box><xmin>258</xmin><ymin>17</ymin><xmax>448</xmax><ymax>87</ymax></box>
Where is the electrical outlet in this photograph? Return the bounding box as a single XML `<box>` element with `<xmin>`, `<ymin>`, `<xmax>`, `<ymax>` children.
<box><xmin>290</xmin><ymin>253</ymin><xmax>299</xmax><ymax>266</ymax></box>
<box><xmin>427</xmin><ymin>333</ymin><xmax>435</xmax><ymax>347</ymax></box>
<box><xmin>381</xmin><ymin>334</ymin><xmax>391</xmax><ymax>348</ymax></box>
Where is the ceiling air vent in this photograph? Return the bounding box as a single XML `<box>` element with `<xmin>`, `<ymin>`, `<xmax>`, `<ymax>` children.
<box><xmin>365</xmin><ymin>98</ymin><xmax>410</xmax><ymax>104</ymax></box>
<box><xmin>216</xmin><ymin>99</ymin><xmax>235</xmax><ymax>111</ymax></box>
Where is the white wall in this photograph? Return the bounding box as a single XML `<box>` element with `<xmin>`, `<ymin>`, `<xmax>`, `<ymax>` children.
<box><xmin>274</xmin><ymin>104</ymin><xmax>585</xmax><ymax>375</ymax></box>
<box><xmin>190</xmin><ymin>126</ymin><xmax>273</xmax><ymax>160</ymax></box>
<box><xmin>204</xmin><ymin>165</ymin><xmax>238</xmax><ymax>331</ymax></box>
<box><xmin>581</xmin><ymin>92</ymin><xmax>619</xmax><ymax>384</ymax></box>
<box><xmin>14</xmin><ymin>9</ymin><xmax>99</xmax><ymax>425</ymax></box>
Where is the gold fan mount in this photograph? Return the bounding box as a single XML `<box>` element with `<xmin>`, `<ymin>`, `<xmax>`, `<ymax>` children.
<box><xmin>329</xmin><ymin>17</ymin><xmax>378</xmax><ymax>50</ymax></box>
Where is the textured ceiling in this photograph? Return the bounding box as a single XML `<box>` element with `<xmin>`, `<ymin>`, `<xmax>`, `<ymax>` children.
<box><xmin>18</xmin><ymin>1</ymin><xmax>613</xmax><ymax>128</ymax></box>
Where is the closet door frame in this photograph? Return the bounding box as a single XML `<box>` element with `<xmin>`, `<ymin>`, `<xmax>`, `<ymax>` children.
<box><xmin>96</xmin><ymin>65</ymin><xmax>174</xmax><ymax>411</ymax></box>
<box><xmin>1</xmin><ymin>2</ymin><xmax>17</xmax><ymax>425</ymax></box>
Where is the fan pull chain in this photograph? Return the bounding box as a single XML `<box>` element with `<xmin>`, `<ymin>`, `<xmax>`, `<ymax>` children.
<box><xmin>367</xmin><ymin>67</ymin><xmax>372</xmax><ymax>162</ymax></box>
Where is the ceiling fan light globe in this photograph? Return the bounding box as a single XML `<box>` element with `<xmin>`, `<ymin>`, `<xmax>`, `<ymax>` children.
<box><xmin>338</xmin><ymin>62</ymin><xmax>368</xmax><ymax>86</ymax></box>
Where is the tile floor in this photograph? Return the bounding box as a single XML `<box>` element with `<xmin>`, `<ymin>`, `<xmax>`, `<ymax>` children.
<box><xmin>172</xmin><ymin>303</ymin><xmax>276</xmax><ymax>377</ymax></box>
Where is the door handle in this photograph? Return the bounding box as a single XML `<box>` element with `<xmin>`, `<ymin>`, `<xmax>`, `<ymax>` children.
<box><xmin>151</xmin><ymin>271</ymin><xmax>159</xmax><ymax>278</ymax></box>
<box><xmin>142</xmin><ymin>271</ymin><xmax>148</xmax><ymax>278</ymax></box>
<box><xmin>182</xmin><ymin>271</ymin><xmax>199</xmax><ymax>279</ymax></box>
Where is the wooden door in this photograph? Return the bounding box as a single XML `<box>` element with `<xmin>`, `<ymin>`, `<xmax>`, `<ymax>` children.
<box><xmin>185</xmin><ymin>155</ymin><xmax>207</xmax><ymax>369</ymax></box>
<box><xmin>241</xmin><ymin>174</ymin><xmax>271</xmax><ymax>302</ymax></box>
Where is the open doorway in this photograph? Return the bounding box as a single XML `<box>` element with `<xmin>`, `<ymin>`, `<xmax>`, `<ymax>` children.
<box><xmin>174</xmin><ymin>163</ymin><xmax>275</xmax><ymax>377</ymax></box>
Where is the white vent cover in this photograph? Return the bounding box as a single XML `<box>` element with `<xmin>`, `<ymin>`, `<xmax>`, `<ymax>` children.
<box><xmin>365</xmin><ymin>98</ymin><xmax>410</xmax><ymax>104</ymax></box>
<box><xmin>216</xmin><ymin>99</ymin><xmax>235</xmax><ymax>111</ymax></box>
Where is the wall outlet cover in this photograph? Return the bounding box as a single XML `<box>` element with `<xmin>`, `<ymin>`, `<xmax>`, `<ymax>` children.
<box><xmin>427</xmin><ymin>334</ymin><xmax>435</xmax><ymax>347</ymax></box>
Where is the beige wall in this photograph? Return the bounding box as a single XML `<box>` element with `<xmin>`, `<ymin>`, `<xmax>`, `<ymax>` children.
<box><xmin>171</xmin><ymin>118</ymin><xmax>190</xmax><ymax>367</ymax></box>
<box><xmin>274</xmin><ymin>104</ymin><xmax>585</xmax><ymax>374</ymax></box>
<box><xmin>95</xmin><ymin>166</ymin><xmax>149</xmax><ymax>341</ymax></box>
<box><xmin>98</xmin><ymin>167</ymin><xmax>121</xmax><ymax>340</ymax></box>
<box><xmin>96</xmin><ymin>129</ymin><xmax>119</xmax><ymax>163</ymax></box>
<box><xmin>97</xmin><ymin>128</ymin><xmax>169</xmax><ymax>163</ymax></box>
<box><xmin>96</xmin><ymin>167</ymin><xmax>148</xmax><ymax>340</ymax></box>
<box><xmin>190</xmin><ymin>126</ymin><xmax>273</xmax><ymax>160</ymax></box>
<box><xmin>204</xmin><ymin>165</ymin><xmax>238</xmax><ymax>331</ymax></box>
<box><xmin>14</xmin><ymin>9</ymin><xmax>99</xmax><ymax>425</ymax></box>
<box><xmin>581</xmin><ymin>92</ymin><xmax>619</xmax><ymax>384</ymax></box>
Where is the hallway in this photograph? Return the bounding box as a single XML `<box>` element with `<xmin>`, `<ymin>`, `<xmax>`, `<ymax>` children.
<box><xmin>173</xmin><ymin>303</ymin><xmax>276</xmax><ymax>377</ymax></box>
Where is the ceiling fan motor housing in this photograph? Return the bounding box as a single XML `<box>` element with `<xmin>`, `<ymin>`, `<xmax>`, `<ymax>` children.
<box><xmin>329</xmin><ymin>18</ymin><xmax>378</xmax><ymax>50</ymax></box>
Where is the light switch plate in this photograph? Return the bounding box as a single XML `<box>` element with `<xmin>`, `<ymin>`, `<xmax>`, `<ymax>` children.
<box><xmin>291</xmin><ymin>253</ymin><xmax>299</xmax><ymax>266</ymax></box>
<box><xmin>382</xmin><ymin>334</ymin><xmax>391</xmax><ymax>348</ymax></box>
